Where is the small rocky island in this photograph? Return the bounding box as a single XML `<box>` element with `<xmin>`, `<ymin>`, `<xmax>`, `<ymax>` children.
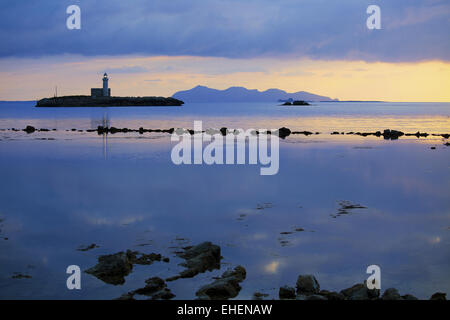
<box><xmin>282</xmin><ymin>100</ymin><xmax>310</xmax><ymax>106</ymax></box>
<box><xmin>35</xmin><ymin>96</ymin><xmax>184</xmax><ymax>107</ymax></box>
<box><xmin>35</xmin><ymin>73</ymin><xmax>183</xmax><ymax>107</ymax></box>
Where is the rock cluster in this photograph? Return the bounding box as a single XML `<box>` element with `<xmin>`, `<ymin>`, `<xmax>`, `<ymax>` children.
<box><xmin>85</xmin><ymin>250</ymin><xmax>167</xmax><ymax>285</ymax></box>
<box><xmin>117</xmin><ymin>277</ymin><xmax>175</xmax><ymax>300</ymax></box>
<box><xmin>277</xmin><ymin>275</ymin><xmax>447</xmax><ymax>300</ymax></box>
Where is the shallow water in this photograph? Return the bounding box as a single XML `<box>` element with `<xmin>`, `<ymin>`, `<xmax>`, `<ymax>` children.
<box><xmin>1</xmin><ymin>101</ymin><xmax>450</xmax><ymax>133</ymax></box>
<box><xmin>0</xmin><ymin>101</ymin><xmax>449</xmax><ymax>299</ymax></box>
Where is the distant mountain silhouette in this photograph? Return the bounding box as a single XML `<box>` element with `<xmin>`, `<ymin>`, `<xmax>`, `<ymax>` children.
<box><xmin>172</xmin><ymin>85</ymin><xmax>338</xmax><ymax>103</ymax></box>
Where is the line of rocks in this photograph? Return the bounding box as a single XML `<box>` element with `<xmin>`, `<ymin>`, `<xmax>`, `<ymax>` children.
<box><xmin>96</xmin><ymin>126</ymin><xmax>175</xmax><ymax>135</ymax></box>
<box><xmin>5</xmin><ymin>125</ymin><xmax>450</xmax><ymax>142</ymax></box>
<box><xmin>331</xmin><ymin>129</ymin><xmax>444</xmax><ymax>140</ymax></box>
<box><xmin>277</xmin><ymin>275</ymin><xmax>447</xmax><ymax>300</ymax></box>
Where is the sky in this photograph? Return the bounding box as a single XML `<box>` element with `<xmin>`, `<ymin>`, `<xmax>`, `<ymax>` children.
<box><xmin>0</xmin><ymin>0</ymin><xmax>449</xmax><ymax>101</ymax></box>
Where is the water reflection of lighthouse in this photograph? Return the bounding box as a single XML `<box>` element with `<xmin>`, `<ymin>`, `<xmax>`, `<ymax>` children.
<box><xmin>90</xmin><ymin>111</ymin><xmax>110</xmax><ymax>159</ymax></box>
<box><xmin>102</xmin><ymin>111</ymin><xmax>109</xmax><ymax>159</ymax></box>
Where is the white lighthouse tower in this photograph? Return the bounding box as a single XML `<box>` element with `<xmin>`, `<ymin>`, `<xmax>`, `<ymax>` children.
<box><xmin>91</xmin><ymin>73</ymin><xmax>111</xmax><ymax>97</ymax></box>
<box><xmin>102</xmin><ymin>73</ymin><xmax>109</xmax><ymax>97</ymax></box>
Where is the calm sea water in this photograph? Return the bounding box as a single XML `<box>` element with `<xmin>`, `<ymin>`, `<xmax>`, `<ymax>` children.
<box><xmin>0</xmin><ymin>101</ymin><xmax>449</xmax><ymax>299</ymax></box>
<box><xmin>1</xmin><ymin>101</ymin><xmax>450</xmax><ymax>133</ymax></box>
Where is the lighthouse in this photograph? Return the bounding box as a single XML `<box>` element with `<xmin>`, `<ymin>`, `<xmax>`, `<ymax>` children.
<box><xmin>102</xmin><ymin>73</ymin><xmax>109</xmax><ymax>97</ymax></box>
<box><xmin>91</xmin><ymin>73</ymin><xmax>111</xmax><ymax>97</ymax></box>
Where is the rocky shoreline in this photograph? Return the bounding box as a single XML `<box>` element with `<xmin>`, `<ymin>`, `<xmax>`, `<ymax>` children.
<box><xmin>276</xmin><ymin>274</ymin><xmax>446</xmax><ymax>301</ymax></box>
<box><xmin>35</xmin><ymin>96</ymin><xmax>184</xmax><ymax>107</ymax></box>
<box><xmin>81</xmin><ymin>241</ymin><xmax>447</xmax><ymax>301</ymax></box>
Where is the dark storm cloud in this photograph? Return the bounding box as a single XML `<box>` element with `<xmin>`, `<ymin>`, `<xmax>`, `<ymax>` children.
<box><xmin>0</xmin><ymin>0</ymin><xmax>448</xmax><ymax>62</ymax></box>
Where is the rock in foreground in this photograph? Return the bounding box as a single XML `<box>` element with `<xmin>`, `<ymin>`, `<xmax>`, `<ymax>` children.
<box><xmin>296</xmin><ymin>275</ymin><xmax>320</xmax><ymax>295</ymax></box>
<box><xmin>340</xmin><ymin>282</ymin><xmax>380</xmax><ymax>300</ymax></box>
<box><xmin>430</xmin><ymin>292</ymin><xmax>447</xmax><ymax>300</ymax></box>
<box><xmin>279</xmin><ymin>286</ymin><xmax>296</xmax><ymax>299</ymax></box>
<box><xmin>275</xmin><ymin>275</ymin><xmax>432</xmax><ymax>301</ymax></box>
<box><xmin>196</xmin><ymin>265</ymin><xmax>246</xmax><ymax>300</ymax></box>
<box><xmin>116</xmin><ymin>277</ymin><xmax>175</xmax><ymax>300</ymax></box>
<box><xmin>381</xmin><ymin>288</ymin><xmax>401</xmax><ymax>300</ymax></box>
<box><xmin>85</xmin><ymin>252</ymin><xmax>132</xmax><ymax>285</ymax></box>
<box><xmin>166</xmin><ymin>242</ymin><xmax>221</xmax><ymax>281</ymax></box>
<box><xmin>85</xmin><ymin>250</ymin><xmax>165</xmax><ymax>285</ymax></box>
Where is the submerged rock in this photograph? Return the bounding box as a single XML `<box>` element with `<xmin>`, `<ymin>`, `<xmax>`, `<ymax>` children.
<box><xmin>338</xmin><ymin>201</ymin><xmax>367</xmax><ymax>211</ymax></box>
<box><xmin>332</xmin><ymin>200</ymin><xmax>367</xmax><ymax>218</ymax></box>
<box><xmin>296</xmin><ymin>275</ymin><xmax>320</xmax><ymax>295</ymax></box>
<box><xmin>133</xmin><ymin>277</ymin><xmax>166</xmax><ymax>296</ymax></box>
<box><xmin>115</xmin><ymin>292</ymin><xmax>135</xmax><ymax>300</ymax></box>
<box><xmin>77</xmin><ymin>243</ymin><xmax>99</xmax><ymax>251</ymax></box>
<box><xmin>253</xmin><ymin>292</ymin><xmax>269</xmax><ymax>300</ymax></box>
<box><xmin>12</xmin><ymin>273</ymin><xmax>32</xmax><ymax>279</ymax></box>
<box><xmin>150</xmin><ymin>288</ymin><xmax>176</xmax><ymax>300</ymax></box>
<box><xmin>127</xmin><ymin>251</ymin><xmax>162</xmax><ymax>265</ymax></box>
<box><xmin>85</xmin><ymin>252</ymin><xmax>133</xmax><ymax>285</ymax></box>
<box><xmin>196</xmin><ymin>265</ymin><xmax>246</xmax><ymax>300</ymax></box>
<box><xmin>117</xmin><ymin>277</ymin><xmax>175</xmax><ymax>300</ymax></box>
<box><xmin>166</xmin><ymin>242</ymin><xmax>221</xmax><ymax>282</ymax></box>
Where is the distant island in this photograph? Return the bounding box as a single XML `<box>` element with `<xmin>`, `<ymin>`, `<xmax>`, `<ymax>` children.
<box><xmin>35</xmin><ymin>73</ymin><xmax>183</xmax><ymax>107</ymax></box>
<box><xmin>281</xmin><ymin>100</ymin><xmax>310</xmax><ymax>106</ymax></box>
<box><xmin>172</xmin><ymin>85</ymin><xmax>338</xmax><ymax>103</ymax></box>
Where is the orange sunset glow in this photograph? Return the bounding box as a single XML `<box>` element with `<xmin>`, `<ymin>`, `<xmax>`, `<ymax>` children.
<box><xmin>1</xmin><ymin>56</ymin><xmax>449</xmax><ymax>102</ymax></box>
